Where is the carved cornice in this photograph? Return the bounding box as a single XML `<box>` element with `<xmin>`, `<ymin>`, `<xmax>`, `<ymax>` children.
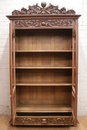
<box><xmin>12</xmin><ymin>2</ymin><xmax>75</xmax><ymax>15</ymax></box>
<box><xmin>14</xmin><ymin>19</ymin><xmax>74</xmax><ymax>28</ymax></box>
<box><xmin>15</xmin><ymin>117</ymin><xmax>73</xmax><ymax>125</ymax></box>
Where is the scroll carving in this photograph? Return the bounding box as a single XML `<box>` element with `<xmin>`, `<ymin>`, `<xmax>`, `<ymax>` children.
<box><xmin>12</xmin><ymin>2</ymin><xmax>75</xmax><ymax>15</ymax></box>
<box><xmin>15</xmin><ymin>19</ymin><xmax>74</xmax><ymax>28</ymax></box>
<box><xmin>15</xmin><ymin>117</ymin><xmax>73</xmax><ymax>125</ymax></box>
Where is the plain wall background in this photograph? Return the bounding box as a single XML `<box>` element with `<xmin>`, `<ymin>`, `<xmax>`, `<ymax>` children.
<box><xmin>0</xmin><ymin>0</ymin><xmax>87</xmax><ymax>115</ymax></box>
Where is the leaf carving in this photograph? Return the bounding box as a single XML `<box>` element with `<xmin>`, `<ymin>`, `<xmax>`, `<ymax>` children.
<box><xmin>12</xmin><ymin>2</ymin><xmax>75</xmax><ymax>15</ymax></box>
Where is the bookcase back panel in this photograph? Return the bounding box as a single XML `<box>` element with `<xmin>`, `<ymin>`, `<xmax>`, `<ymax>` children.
<box><xmin>15</xmin><ymin>29</ymin><xmax>72</xmax><ymax>51</ymax></box>
<box><xmin>16</xmin><ymin>86</ymin><xmax>71</xmax><ymax>105</ymax></box>
<box><xmin>16</xmin><ymin>69</ymin><xmax>72</xmax><ymax>84</ymax></box>
<box><xmin>16</xmin><ymin>52</ymin><xmax>72</xmax><ymax>67</ymax></box>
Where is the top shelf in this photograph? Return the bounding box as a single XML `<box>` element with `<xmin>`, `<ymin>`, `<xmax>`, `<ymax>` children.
<box><xmin>15</xmin><ymin>50</ymin><xmax>72</xmax><ymax>53</ymax></box>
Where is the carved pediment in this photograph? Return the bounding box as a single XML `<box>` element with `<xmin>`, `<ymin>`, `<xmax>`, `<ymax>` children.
<box><xmin>12</xmin><ymin>2</ymin><xmax>75</xmax><ymax>15</ymax></box>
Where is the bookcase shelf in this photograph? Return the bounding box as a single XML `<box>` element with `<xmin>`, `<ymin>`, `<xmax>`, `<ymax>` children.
<box><xmin>15</xmin><ymin>67</ymin><xmax>73</xmax><ymax>69</ymax></box>
<box><xmin>16</xmin><ymin>83</ymin><xmax>73</xmax><ymax>87</ymax></box>
<box><xmin>16</xmin><ymin>104</ymin><xmax>72</xmax><ymax>113</ymax></box>
<box><xmin>15</xmin><ymin>50</ymin><xmax>72</xmax><ymax>52</ymax></box>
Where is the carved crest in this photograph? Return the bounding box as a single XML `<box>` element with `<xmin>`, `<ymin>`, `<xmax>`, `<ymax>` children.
<box><xmin>12</xmin><ymin>2</ymin><xmax>75</xmax><ymax>15</ymax></box>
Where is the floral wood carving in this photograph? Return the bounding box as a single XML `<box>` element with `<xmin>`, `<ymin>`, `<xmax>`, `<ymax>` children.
<box><xmin>15</xmin><ymin>19</ymin><xmax>74</xmax><ymax>28</ymax></box>
<box><xmin>12</xmin><ymin>2</ymin><xmax>75</xmax><ymax>15</ymax></box>
<box><xmin>15</xmin><ymin>117</ymin><xmax>73</xmax><ymax>125</ymax></box>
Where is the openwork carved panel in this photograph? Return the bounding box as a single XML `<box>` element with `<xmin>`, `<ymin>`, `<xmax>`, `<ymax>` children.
<box><xmin>15</xmin><ymin>19</ymin><xmax>74</xmax><ymax>28</ymax></box>
<box><xmin>15</xmin><ymin>117</ymin><xmax>73</xmax><ymax>125</ymax></box>
<box><xmin>12</xmin><ymin>2</ymin><xmax>75</xmax><ymax>15</ymax></box>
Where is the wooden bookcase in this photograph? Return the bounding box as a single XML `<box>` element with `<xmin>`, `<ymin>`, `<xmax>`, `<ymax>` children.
<box><xmin>7</xmin><ymin>2</ymin><xmax>80</xmax><ymax>126</ymax></box>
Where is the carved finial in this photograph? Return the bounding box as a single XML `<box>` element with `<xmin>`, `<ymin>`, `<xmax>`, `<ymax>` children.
<box><xmin>41</xmin><ymin>2</ymin><xmax>46</xmax><ymax>8</ymax></box>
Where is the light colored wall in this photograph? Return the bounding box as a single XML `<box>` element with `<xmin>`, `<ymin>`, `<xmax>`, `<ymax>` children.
<box><xmin>0</xmin><ymin>0</ymin><xmax>87</xmax><ymax>115</ymax></box>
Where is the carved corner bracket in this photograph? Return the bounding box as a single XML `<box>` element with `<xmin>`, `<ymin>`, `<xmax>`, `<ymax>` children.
<box><xmin>12</xmin><ymin>2</ymin><xmax>75</xmax><ymax>15</ymax></box>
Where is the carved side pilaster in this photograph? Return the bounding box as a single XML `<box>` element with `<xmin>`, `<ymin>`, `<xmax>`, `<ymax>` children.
<box><xmin>14</xmin><ymin>19</ymin><xmax>74</xmax><ymax>28</ymax></box>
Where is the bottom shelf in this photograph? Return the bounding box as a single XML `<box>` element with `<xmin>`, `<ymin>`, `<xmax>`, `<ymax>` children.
<box><xmin>16</xmin><ymin>104</ymin><xmax>72</xmax><ymax>113</ymax></box>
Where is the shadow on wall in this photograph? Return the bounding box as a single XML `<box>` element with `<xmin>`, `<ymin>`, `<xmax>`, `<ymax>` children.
<box><xmin>0</xmin><ymin>33</ymin><xmax>11</xmax><ymax>115</ymax></box>
<box><xmin>78</xmin><ymin>29</ymin><xmax>87</xmax><ymax>115</ymax></box>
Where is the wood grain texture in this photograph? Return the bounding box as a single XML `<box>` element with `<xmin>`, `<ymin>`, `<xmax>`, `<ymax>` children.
<box><xmin>16</xmin><ymin>104</ymin><xmax>72</xmax><ymax>113</ymax></box>
<box><xmin>15</xmin><ymin>29</ymin><xmax>72</xmax><ymax>51</ymax></box>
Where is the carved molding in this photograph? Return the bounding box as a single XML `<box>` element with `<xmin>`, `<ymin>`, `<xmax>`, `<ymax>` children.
<box><xmin>15</xmin><ymin>19</ymin><xmax>74</xmax><ymax>28</ymax></box>
<box><xmin>72</xmin><ymin>29</ymin><xmax>76</xmax><ymax>37</ymax></box>
<box><xmin>15</xmin><ymin>117</ymin><xmax>73</xmax><ymax>125</ymax></box>
<box><xmin>12</xmin><ymin>2</ymin><xmax>75</xmax><ymax>15</ymax></box>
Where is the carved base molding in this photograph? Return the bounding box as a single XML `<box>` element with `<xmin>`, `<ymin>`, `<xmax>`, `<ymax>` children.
<box><xmin>14</xmin><ymin>19</ymin><xmax>74</xmax><ymax>28</ymax></box>
<box><xmin>15</xmin><ymin>116</ymin><xmax>74</xmax><ymax>126</ymax></box>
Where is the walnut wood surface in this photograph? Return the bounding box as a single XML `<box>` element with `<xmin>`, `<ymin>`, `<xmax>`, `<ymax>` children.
<box><xmin>16</xmin><ymin>104</ymin><xmax>72</xmax><ymax>113</ymax></box>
